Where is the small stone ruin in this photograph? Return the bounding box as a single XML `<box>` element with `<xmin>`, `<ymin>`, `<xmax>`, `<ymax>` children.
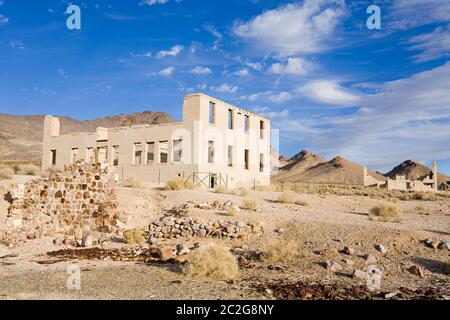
<box><xmin>1</xmin><ymin>161</ymin><xmax>125</xmax><ymax>247</ymax></box>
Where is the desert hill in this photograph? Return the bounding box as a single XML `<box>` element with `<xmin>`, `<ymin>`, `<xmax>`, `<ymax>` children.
<box><xmin>385</xmin><ymin>160</ymin><xmax>450</xmax><ymax>185</ymax></box>
<box><xmin>0</xmin><ymin>111</ymin><xmax>175</xmax><ymax>163</ymax></box>
<box><xmin>273</xmin><ymin>151</ymin><xmax>386</xmax><ymax>185</ymax></box>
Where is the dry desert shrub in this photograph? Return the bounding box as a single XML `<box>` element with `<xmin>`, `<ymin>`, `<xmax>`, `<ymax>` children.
<box><xmin>368</xmin><ymin>204</ymin><xmax>403</xmax><ymax>222</ymax></box>
<box><xmin>277</xmin><ymin>191</ymin><xmax>295</xmax><ymax>204</ymax></box>
<box><xmin>123</xmin><ymin>228</ymin><xmax>146</xmax><ymax>244</ymax></box>
<box><xmin>183</xmin><ymin>244</ymin><xmax>239</xmax><ymax>281</ymax></box>
<box><xmin>16</xmin><ymin>164</ymin><xmax>40</xmax><ymax>176</ymax></box>
<box><xmin>165</xmin><ymin>178</ymin><xmax>195</xmax><ymax>191</ymax></box>
<box><xmin>255</xmin><ymin>184</ymin><xmax>275</xmax><ymax>192</ymax></box>
<box><xmin>263</xmin><ymin>239</ymin><xmax>299</xmax><ymax>263</ymax></box>
<box><xmin>415</xmin><ymin>205</ymin><xmax>425</xmax><ymax>212</ymax></box>
<box><xmin>225</xmin><ymin>206</ymin><xmax>239</xmax><ymax>216</ymax></box>
<box><xmin>123</xmin><ymin>177</ymin><xmax>143</xmax><ymax>189</ymax></box>
<box><xmin>0</xmin><ymin>167</ymin><xmax>14</xmax><ymax>180</ymax></box>
<box><xmin>214</xmin><ymin>186</ymin><xmax>229</xmax><ymax>194</ymax></box>
<box><xmin>241</xmin><ymin>199</ymin><xmax>257</xmax><ymax>211</ymax></box>
<box><xmin>234</xmin><ymin>187</ymin><xmax>249</xmax><ymax>197</ymax></box>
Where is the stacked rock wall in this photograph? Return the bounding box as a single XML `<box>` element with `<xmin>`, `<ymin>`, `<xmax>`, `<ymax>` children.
<box><xmin>3</xmin><ymin>161</ymin><xmax>123</xmax><ymax>246</ymax></box>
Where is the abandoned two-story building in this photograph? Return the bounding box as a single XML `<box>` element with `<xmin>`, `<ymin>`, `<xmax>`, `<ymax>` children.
<box><xmin>42</xmin><ymin>93</ymin><xmax>271</xmax><ymax>189</ymax></box>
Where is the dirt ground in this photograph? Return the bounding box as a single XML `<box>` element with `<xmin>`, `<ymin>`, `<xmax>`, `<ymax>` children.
<box><xmin>0</xmin><ymin>176</ymin><xmax>449</xmax><ymax>300</ymax></box>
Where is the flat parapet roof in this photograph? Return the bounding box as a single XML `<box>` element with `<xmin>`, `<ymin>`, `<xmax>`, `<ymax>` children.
<box><xmin>185</xmin><ymin>92</ymin><xmax>270</xmax><ymax>121</ymax></box>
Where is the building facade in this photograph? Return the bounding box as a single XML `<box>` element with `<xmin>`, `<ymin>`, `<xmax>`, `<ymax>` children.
<box><xmin>42</xmin><ymin>93</ymin><xmax>271</xmax><ymax>188</ymax></box>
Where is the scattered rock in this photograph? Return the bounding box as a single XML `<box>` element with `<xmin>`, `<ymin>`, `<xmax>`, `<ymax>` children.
<box><xmin>407</xmin><ymin>265</ymin><xmax>424</xmax><ymax>278</ymax></box>
<box><xmin>323</xmin><ymin>260</ymin><xmax>343</xmax><ymax>272</ymax></box>
<box><xmin>364</xmin><ymin>254</ymin><xmax>377</xmax><ymax>264</ymax></box>
<box><xmin>374</xmin><ymin>244</ymin><xmax>387</xmax><ymax>254</ymax></box>
<box><xmin>437</xmin><ymin>242</ymin><xmax>449</xmax><ymax>250</ymax></box>
<box><xmin>343</xmin><ymin>246</ymin><xmax>355</xmax><ymax>255</ymax></box>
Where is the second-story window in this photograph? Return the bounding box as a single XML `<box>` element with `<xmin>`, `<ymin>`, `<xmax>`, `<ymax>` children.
<box><xmin>228</xmin><ymin>109</ymin><xmax>234</xmax><ymax>129</ymax></box>
<box><xmin>260</xmin><ymin>120</ymin><xmax>265</xmax><ymax>139</ymax></box>
<box><xmin>244</xmin><ymin>115</ymin><xmax>250</xmax><ymax>133</ymax></box>
<box><xmin>209</xmin><ymin>101</ymin><xmax>215</xmax><ymax>124</ymax></box>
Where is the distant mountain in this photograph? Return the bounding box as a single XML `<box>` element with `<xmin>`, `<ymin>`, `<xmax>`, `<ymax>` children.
<box><xmin>0</xmin><ymin>111</ymin><xmax>175</xmax><ymax>163</ymax></box>
<box><xmin>273</xmin><ymin>151</ymin><xmax>385</xmax><ymax>185</ymax></box>
<box><xmin>385</xmin><ymin>160</ymin><xmax>450</xmax><ymax>185</ymax></box>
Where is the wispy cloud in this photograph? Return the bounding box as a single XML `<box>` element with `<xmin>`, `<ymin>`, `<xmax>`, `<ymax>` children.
<box><xmin>158</xmin><ymin>66</ymin><xmax>175</xmax><ymax>76</ymax></box>
<box><xmin>210</xmin><ymin>83</ymin><xmax>239</xmax><ymax>94</ymax></box>
<box><xmin>189</xmin><ymin>66</ymin><xmax>212</xmax><ymax>75</ymax></box>
<box><xmin>156</xmin><ymin>45</ymin><xmax>184</xmax><ymax>58</ymax></box>
<box><xmin>268</xmin><ymin>57</ymin><xmax>314</xmax><ymax>76</ymax></box>
<box><xmin>408</xmin><ymin>24</ymin><xmax>450</xmax><ymax>62</ymax></box>
<box><xmin>9</xmin><ymin>40</ymin><xmax>24</xmax><ymax>50</ymax></box>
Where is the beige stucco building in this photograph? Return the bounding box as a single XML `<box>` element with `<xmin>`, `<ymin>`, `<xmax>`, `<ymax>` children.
<box><xmin>42</xmin><ymin>93</ymin><xmax>271</xmax><ymax>188</ymax></box>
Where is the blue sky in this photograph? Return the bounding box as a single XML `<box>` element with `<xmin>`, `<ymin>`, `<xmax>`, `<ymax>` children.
<box><xmin>1</xmin><ymin>0</ymin><xmax>450</xmax><ymax>175</ymax></box>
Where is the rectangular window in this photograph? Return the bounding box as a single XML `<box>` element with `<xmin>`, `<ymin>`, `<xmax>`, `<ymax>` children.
<box><xmin>160</xmin><ymin>141</ymin><xmax>168</xmax><ymax>163</ymax></box>
<box><xmin>260</xmin><ymin>153</ymin><xmax>264</xmax><ymax>172</ymax></box>
<box><xmin>50</xmin><ymin>150</ymin><xmax>57</xmax><ymax>166</ymax></box>
<box><xmin>173</xmin><ymin>139</ymin><xmax>183</xmax><ymax>163</ymax></box>
<box><xmin>208</xmin><ymin>141</ymin><xmax>215</xmax><ymax>164</ymax></box>
<box><xmin>228</xmin><ymin>109</ymin><xmax>234</xmax><ymax>129</ymax></box>
<box><xmin>209</xmin><ymin>101</ymin><xmax>215</xmax><ymax>124</ymax></box>
<box><xmin>70</xmin><ymin>148</ymin><xmax>78</xmax><ymax>164</ymax></box>
<box><xmin>244</xmin><ymin>115</ymin><xmax>250</xmax><ymax>133</ymax></box>
<box><xmin>227</xmin><ymin>146</ymin><xmax>233</xmax><ymax>167</ymax></box>
<box><xmin>260</xmin><ymin>120</ymin><xmax>265</xmax><ymax>139</ymax></box>
<box><xmin>96</xmin><ymin>147</ymin><xmax>108</xmax><ymax>163</ymax></box>
<box><xmin>86</xmin><ymin>147</ymin><xmax>94</xmax><ymax>163</ymax></box>
<box><xmin>244</xmin><ymin>149</ymin><xmax>249</xmax><ymax>170</ymax></box>
<box><xmin>146</xmin><ymin>142</ymin><xmax>155</xmax><ymax>164</ymax></box>
<box><xmin>113</xmin><ymin>146</ymin><xmax>119</xmax><ymax>166</ymax></box>
<box><xmin>134</xmin><ymin>143</ymin><xmax>143</xmax><ymax>165</ymax></box>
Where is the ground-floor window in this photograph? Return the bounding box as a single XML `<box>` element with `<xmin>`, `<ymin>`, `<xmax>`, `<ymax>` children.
<box><xmin>50</xmin><ymin>149</ymin><xmax>57</xmax><ymax>166</ymax></box>
<box><xmin>160</xmin><ymin>141</ymin><xmax>168</xmax><ymax>163</ymax></box>
<box><xmin>134</xmin><ymin>142</ymin><xmax>143</xmax><ymax>165</ymax></box>
<box><xmin>227</xmin><ymin>145</ymin><xmax>233</xmax><ymax>167</ymax></box>
<box><xmin>147</xmin><ymin>142</ymin><xmax>155</xmax><ymax>164</ymax></box>
<box><xmin>260</xmin><ymin>153</ymin><xmax>264</xmax><ymax>172</ymax></box>
<box><xmin>244</xmin><ymin>149</ymin><xmax>249</xmax><ymax>170</ymax></box>
<box><xmin>96</xmin><ymin>147</ymin><xmax>108</xmax><ymax>163</ymax></box>
<box><xmin>173</xmin><ymin>139</ymin><xmax>183</xmax><ymax>163</ymax></box>
<box><xmin>71</xmin><ymin>148</ymin><xmax>78</xmax><ymax>164</ymax></box>
<box><xmin>86</xmin><ymin>147</ymin><xmax>94</xmax><ymax>163</ymax></box>
<box><xmin>113</xmin><ymin>146</ymin><xmax>119</xmax><ymax>166</ymax></box>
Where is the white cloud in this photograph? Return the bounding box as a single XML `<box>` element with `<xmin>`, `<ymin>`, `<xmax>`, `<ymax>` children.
<box><xmin>299</xmin><ymin>80</ymin><xmax>360</xmax><ymax>106</ymax></box>
<box><xmin>189</xmin><ymin>66</ymin><xmax>212</xmax><ymax>75</ymax></box>
<box><xmin>197</xmin><ymin>84</ymin><xmax>207</xmax><ymax>90</ymax></box>
<box><xmin>158</xmin><ymin>66</ymin><xmax>175</xmax><ymax>76</ymax></box>
<box><xmin>58</xmin><ymin>69</ymin><xmax>68</xmax><ymax>79</ymax></box>
<box><xmin>233</xmin><ymin>0</ymin><xmax>347</xmax><ymax>56</ymax></box>
<box><xmin>231</xmin><ymin>69</ymin><xmax>249</xmax><ymax>77</ymax></box>
<box><xmin>239</xmin><ymin>91</ymin><xmax>293</xmax><ymax>103</ymax></box>
<box><xmin>140</xmin><ymin>0</ymin><xmax>169</xmax><ymax>5</ymax></box>
<box><xmin>9</xmin><ymin>41</ymin><xmax>24</xmax><ymax>50</ymax></box>
<box><xmin>408</xmin><ymin>24</ymin><xmax>450</xmax><ymax>62</ymax></box>
<box><xmin>210</xmin><ymin>83</ymin><xmax>239</xmax><ymax>94</ymax></box>
<box><xmin>203</xmin><ymin>23</ymin><xmax>223</xmax><ymax>50</ymax></box>
<box><xmin>0</xmin><ymin>14</ymin><xmax>8</xmax><ymax>26</ymax></box>
<box><xmin>278</xmin><ymin>63</ymin><xmax>450</xmax><ymax>171</ymax></box>
<box><xmin>245</xmin><ymin>60</ymin><xmax>263</xmax><ymax>71</ymax></box>
<box><xmin>156</xmin><ymin>45</ymin><xmax>184</xmax><ymax>58</ymax></box>
<box><xmin>268</xmin><ymin>57</ymin><xmax>313</xmax><ymax>76</ymax></box>
<box><xmin>389</xmin><ymin>0</ymin><xmax>450</xmax><ymax>30</ymax></box>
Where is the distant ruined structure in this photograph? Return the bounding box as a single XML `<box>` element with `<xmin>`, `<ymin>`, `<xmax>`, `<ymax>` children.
<box><xmin>363</xmin><ymin>162</ymin><xmax>439</xmax><ymax>192</ymax></box>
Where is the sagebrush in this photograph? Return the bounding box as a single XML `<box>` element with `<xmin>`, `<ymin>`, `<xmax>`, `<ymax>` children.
<box><xmin>183</xmin><ymin>244</ymin><xmax>239</xmax><ymax>281</ymax></box>
<box><xmin>368</xmin><ymin>204</ymin><xmax>403</xmax><ymax>222</ymax></box>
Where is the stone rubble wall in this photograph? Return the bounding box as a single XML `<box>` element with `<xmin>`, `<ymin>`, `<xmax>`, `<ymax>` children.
<box><xmin>2</xmin><ymin>161</ymin><xmax>124</xmax><ymax>247</ymax></box>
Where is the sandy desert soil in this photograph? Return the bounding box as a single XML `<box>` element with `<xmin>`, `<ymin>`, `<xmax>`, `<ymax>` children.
<box><xmin>0</xmin><ymin>176</ymin><xmax>449</xmax><ymax>300</ymax></box>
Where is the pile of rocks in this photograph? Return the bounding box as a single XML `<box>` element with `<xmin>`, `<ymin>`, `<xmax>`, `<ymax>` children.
<box><xmin>422</xmin><ymin>239</ymin><xmax>450</xmax><ymax>250</ymax></box>
<box><xmin>164</xmin><ymin>200</ymin><xmax>246</xmax><ymax>216</ymax></box>
<box><xmin>148</xmin><ymin>216</ymin><xmax>263</xmax><ymax>241</ymax></box>
<box><xmin>1</xmin><ymin>161</ymin><xmax>125</xmax><ymax>247</ymax></box>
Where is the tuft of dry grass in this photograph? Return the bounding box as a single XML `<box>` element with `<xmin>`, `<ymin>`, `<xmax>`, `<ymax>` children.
<box><xmin>415</xmin><ymin>205</ymin><xmax>425</xmax><ymax>213</ymax></box>
<box><xmin>183</xmin><ymin>244</ymin><xmax>239</xmax><ymax>281</ymax></box>
<box><xmin>225</xmin><ymin>206</ymin><xmax>239</xmax><ymax>216</ymax></box>
<box><xmin>234</xmin><ymin>187</ymin><xmax>249</xmax><ymax>197</ymax></box>
<box><xmin>277</xmin><ymin>191</ymin><xmax>295</xmax><ymax>204</ymax></box>
<box><xmin>214</xmin><ymin>186</ymin><xmax>229</xmax><ymax>194</ymax></box>
<box><xmin>263</xmin><ymin>239</ymin><xmax>299</xmax><ymax>263</ymax></box>
<box><xmin>16</xmin><ymin>164</ymin><xmax>40</xmax><ymax>176</ymax></box>
<box><xmin>123</xmin><ymin>228</ymin><xmax>146</xmax><ymax>244</ymax></box>
<box><xmin>241</xmin><ymin>199</ymin><xmax>257</xmax><ymax>211</ymax></box>
<box><xmin>123</xmin><ymin>177</ymin><xmax>143</xmax><ymax>189</ymax></box>
<box><xmin>368</xmin><ymin>204</ymin><xmax>403</xmax><ymax>222</ymax></box>
<box><xmin>0</xmin><ymin>167</ymin><xmax>14</xmax><ymax>180</ymax></box>
<box><xmin>165</xmin><ymin>178</ymin><xmax>195</xmax><ymax>191</ymax></box>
